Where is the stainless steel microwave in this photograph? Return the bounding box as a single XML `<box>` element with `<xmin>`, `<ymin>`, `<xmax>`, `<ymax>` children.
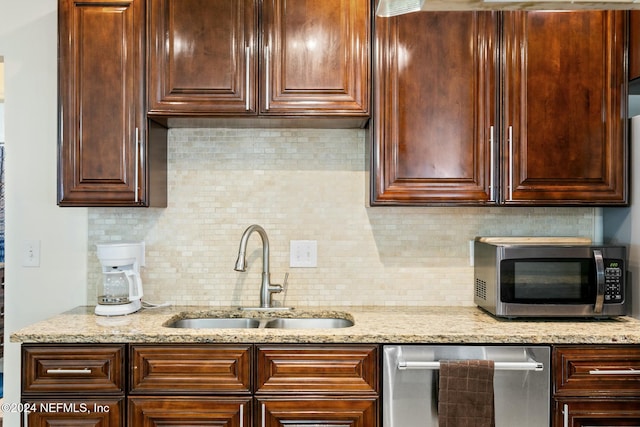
<box><xmin>474</xmin><ymin>238</ymin><xmax>627</xmax><ymax>318</ymax></box>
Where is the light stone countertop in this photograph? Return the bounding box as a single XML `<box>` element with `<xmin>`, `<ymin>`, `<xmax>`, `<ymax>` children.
<box><xmin>9</xmin><ymin>305</ymin><xmax>640</xmax><ymax>345</ymax></box>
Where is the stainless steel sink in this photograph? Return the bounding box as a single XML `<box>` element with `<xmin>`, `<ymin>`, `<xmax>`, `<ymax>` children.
<box><xmin>264</xmin><ymin>317</ymin><xmax>354</xmax><ymax>329</ymax></box>
<box><xmin>166</xmin><ymin>315</ymin><xmax>354</xmax><ymax>329</ymax></box>
<box><xmin>168</xmin><ymin>318</ymin><xmax>261</xmax><ymax>329</ymax></box>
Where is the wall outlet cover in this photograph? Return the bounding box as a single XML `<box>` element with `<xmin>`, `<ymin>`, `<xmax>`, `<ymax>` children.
<box><xmin>290</xmin><ymin>240</ymin><xmax>317</xmax><ymax>268</ymax></box>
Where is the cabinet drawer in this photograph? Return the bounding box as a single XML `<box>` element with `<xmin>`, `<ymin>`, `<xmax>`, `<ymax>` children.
<box><xmin>22</xmin><ymin>345</ymin><xmax>125</xmax><ymax>395</ymax></box>
<box><xmin>553</xmin><ymin>346</ymin><xmax>640</xmax><ymax>396</ymax></box>
<box><xmin>256</xmin><ymin>345</ymin><xmax>378</xmax><ymax>394</ymax></box>
<box><xmin>130</xmin><ymin>344</ymin><xmax>252</xmax><ymax>394</ymax></box>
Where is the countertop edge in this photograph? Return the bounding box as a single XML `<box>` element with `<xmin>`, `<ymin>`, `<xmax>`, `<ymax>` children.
<box><xmin>10</xmin><ymin>305</ymin><xmax>640</xmax><ymax>345</ymax></box>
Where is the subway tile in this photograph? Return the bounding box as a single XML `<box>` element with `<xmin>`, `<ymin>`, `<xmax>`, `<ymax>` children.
<box><xmin>88</xmin><ymin>128</ymin><xmax>596</xmax><ymax>308</ymax></box>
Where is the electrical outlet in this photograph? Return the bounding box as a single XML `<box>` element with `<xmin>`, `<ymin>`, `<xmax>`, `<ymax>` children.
<box><xmin>290</xmin><ymin>240</ymin><xmax>317</xmax><ymax>268</ymax></box>
<box><xmin>23</xmin><ymin>240</ymin><xmax>41</xmax><ymax>267</ymax></box>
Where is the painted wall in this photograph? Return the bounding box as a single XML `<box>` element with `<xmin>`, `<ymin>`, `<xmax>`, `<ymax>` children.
<box><xmin>0</xmin><ymin>59</ymin><xmax>4</xmax><ymax>101</ymax></box>
<box><xmin>0</xmin><ymin>1</ymin><xmax>88</xmax><ymax>425</ymax></box>
<box><xmin>630</xmin><ymin>95</ymin><xmax>640</xmax><ymax>116</ymax></box>
<box><xmin>604</xmin><ymin>115</ymin><xmax>640</xmax><ymax>319</ymax></box>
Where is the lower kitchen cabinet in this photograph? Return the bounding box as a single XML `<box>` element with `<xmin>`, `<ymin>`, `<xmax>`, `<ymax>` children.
<box><xmin>259</xmin><ymin>397</ymin><xmax>377</xmax><ymax>427</ymax></box>
<box><xmin>23</xmin><ymin>342</ymin><xmax>640</xmax><ymax>426</ymax></box>
<box><xmin>129</xmin><ymin>396</ymin><xmax>251</xmax><ymax>426</ymax></box>
<box><xmin>554</xmin><ymin>399</ymin><xmax>640</xmax><ymax>426</ymax></box>
<box><xmin>128</xmin><ymin>344</ymin><xmax>252</xmax><ymax>426</ymax></box>
<box><xmin>22</xmin><ymin>398</ymin><xmax>124</xmax><ymax>427</ymax></box>
<box><xmin>128</xmin><ymin>343</ymin><xmax>379</xmax><ymax>426</ymax></box>
<box><xmin>21</xmin><ymin>344</ymin><xmax>126</xmax><ymax>426</ymax></box>
<box><xmin>256</xmin><ymin>345</ymin><xmax>379</xmax><ymax>426</ymax></box>
<box><xmin>552</xmin><ymin>345</ymin><xmax>640</xmax><ymax>427</ymax></box>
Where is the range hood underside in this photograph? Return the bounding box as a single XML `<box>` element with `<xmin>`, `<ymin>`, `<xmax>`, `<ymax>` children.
<box><xmin>376</xmin><ymin>0</ymin><xmax>640</xmax><ymax>16</ymax></box>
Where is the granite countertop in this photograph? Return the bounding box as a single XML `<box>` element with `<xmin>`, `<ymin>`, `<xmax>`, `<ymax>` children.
<box><xmin>10</xmin><ymin>305</ymin><xmax>640</xmax><ymax>345</ymax></box>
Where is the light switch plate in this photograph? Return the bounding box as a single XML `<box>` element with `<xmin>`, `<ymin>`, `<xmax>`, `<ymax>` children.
<box><xmin>290</xmin><ymin>240</ymin><xmax>317</xmax><ymax>268</ymax></box>
<box><xmin>23</xmin><ymin>239</ymin><xmax>41</xmax><ymax>267</ymax></box>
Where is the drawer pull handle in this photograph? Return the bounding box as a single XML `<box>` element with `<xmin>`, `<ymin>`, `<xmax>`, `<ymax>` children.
<box><xmin>589</xmin><ymin>368</ymin><xmax>640</xmax><ymax>375</ymax></box>
<box><xmin>489</xmin><ymin>125</ymin><xmax>495</xmax><ymax>201</ymax></box>
<box><xmin>46</xmin><ymin>368</ymin><xmax>92</xmax><ymax>375</ymax></box>
<box><xmin>265</xmin><ymin>46</ymin><xmax>270</xmax><ymax>111</ymax></box>
<box><xmin>245</xmin><ymin>46</ymin><xmax>251</xmax><ymax>111</ymax></box>
<box><xmin>134</xmin><ymin>127</ymin><xmax>140</xmax><ymax>203</ymax></box>
<box><xmin>508</xmin><ymin>125</ymin><xmax>514</xmax><ymax>200</ymax></box>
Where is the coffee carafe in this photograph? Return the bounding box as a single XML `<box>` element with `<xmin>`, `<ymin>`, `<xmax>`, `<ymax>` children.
<box><xmin>95</xmin><ymin>241</ymin><xmax>145</xmax><ymax>316</ymax></box>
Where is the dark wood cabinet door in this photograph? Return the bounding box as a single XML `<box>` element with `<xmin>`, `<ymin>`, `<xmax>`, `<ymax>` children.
<box><xmin>554</xmin><ymin>399</ymin><xmax>640</xmax><ymax>427</ymax></box>
<box><xmin>24</xmin><ymin>399</ymin><xmax>124</xmax><ymax>427</ymax></box>
<box><xmin>630</xmin><ymin>11</ymin><xmax>640</xmax><ymax>82</ymax></box>
<box><xmin>58</xmin><ymin>0</ymin><xmax>152</xmax><ymax>206</ymax></box>
<box><xmin>148</xmin><ymin>0</ymin><xmax>258</xmax><ymax>115</ymax></box>
<box><xmin>371</xmin><ymin>12</ymin><xmax>498</xmax><ymax>205</ymax></box>
<box><xmin>260</xmin><ymin>0</ymin><xmax>370</xmax><ymax>117</ymax></box>
<box><xmin>129</xmin><ymin>396</ymin><xmax>251</xmax><ymax>427</ymax></box>
<box><xmin>259</xmin><ymin>397</ymin><xmax>377</xmax><ymax>427</ymax></box>
<box><xmin>503</xmin><ymin>11</ymin><xmax>627</xmax><ymax>205</ymax></box>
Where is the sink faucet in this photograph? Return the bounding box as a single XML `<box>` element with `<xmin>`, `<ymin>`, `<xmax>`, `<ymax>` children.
<box><xmin>234</xmin><ymin>224</ymin><xmax>283</xmax><ymax>309</ymax></box>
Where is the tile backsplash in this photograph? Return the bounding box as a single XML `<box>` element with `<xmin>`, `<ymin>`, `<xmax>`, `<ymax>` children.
<box><xmin>88</xmin><ymin>128</ymin><xmax>597</xmax><ymax>308</ymax></box>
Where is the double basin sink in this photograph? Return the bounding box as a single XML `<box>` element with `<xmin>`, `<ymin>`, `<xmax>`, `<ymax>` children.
<box><xmin>166</xmin><ymin>311</ymin><xmax>354</xmax><ymax>330</ymax></box>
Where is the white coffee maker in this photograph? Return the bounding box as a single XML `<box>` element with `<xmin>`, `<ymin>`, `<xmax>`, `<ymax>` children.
<box><xmin>95</xmin><ymin>241</ymin><xmax>145</xmax><ymax>316</ymax></box>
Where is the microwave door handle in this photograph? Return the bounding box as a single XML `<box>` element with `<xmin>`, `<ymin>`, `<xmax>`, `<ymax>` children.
<box><xmin>593</xmin><ymin>249</ymin><xmax>605</xmax><ymax>313</ymax></box>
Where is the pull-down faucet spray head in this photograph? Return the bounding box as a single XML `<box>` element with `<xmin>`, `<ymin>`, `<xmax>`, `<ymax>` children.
<box><xmin>234</xmin><ymin>224</ymin><xmax>267</xmax><ymax>272</ymax></box>
<box><xmin>234</xmin><ymin>250</ymin><xmax>247</xmax><ymax>272</ymax></box>
<box><xmin>234</xmin><ymin>224</ymin><xmax>282</xmax><ymax>309</ymax></box>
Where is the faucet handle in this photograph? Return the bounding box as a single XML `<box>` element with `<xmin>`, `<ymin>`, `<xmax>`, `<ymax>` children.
<box><xmin>277</xmin><ymin>273</ymin><xmax>291</xmax><ymax>308</ymax></box>
<box><xmin>281</xmin><ymin>272</ymin><xmax>290</xmax><ymax>303</ymax></box>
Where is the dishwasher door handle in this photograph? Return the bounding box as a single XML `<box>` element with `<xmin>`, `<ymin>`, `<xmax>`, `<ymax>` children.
<box><xmin>398</xmin><ymin>360</ymin><xmax>544</xmax><ymax>372</ymax></box>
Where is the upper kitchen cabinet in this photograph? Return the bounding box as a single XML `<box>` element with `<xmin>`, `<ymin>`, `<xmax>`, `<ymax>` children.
<box><xmin>630</xmin><ymin>11</ymin><xmax>640</xmax><ymax>82</ymax></box>
<box><xmin>58</xmin><ymin>0</ymin><xmax>167</xmax><ymax>207</ymax></box>
<box><xmin>260</xmin><ymin>0</ymin><xmax>370</xmax><ymax>118</ymax></box>
<box><xmin>148</xmin><ymin>0</ymin><xmax>257</xmax><ymax>115</ymax></box>
<box><xmin>371</xmin><ymin>10</ymin><xmax>628</xmax><ymax>206</ymax></box>
<box><xmin>147</xmin><ymin>0</ymin><xmax>370</xmax><ymax>127</ymax></box>
<box><xmin>372</xmin><ymin>11</ymin><xmax>498</xmax><ymax>205</ymax></box>
<box><xmin>503</xmin><ymin>11</ymin><xmax>627</xmax><ymax>205</ymax></box>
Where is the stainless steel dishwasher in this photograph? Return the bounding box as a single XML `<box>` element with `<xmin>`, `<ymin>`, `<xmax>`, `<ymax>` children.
<box><xmin>383</xmin><ymin>345</ymin><xmax>551</xmax><ymax>427</ymax></box>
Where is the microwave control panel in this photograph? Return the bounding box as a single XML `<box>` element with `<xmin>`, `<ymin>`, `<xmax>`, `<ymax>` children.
<box><xmin>604</xmin><ymin>260</ymin><xmax>624</xmax><ymax>303</ymax></box>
